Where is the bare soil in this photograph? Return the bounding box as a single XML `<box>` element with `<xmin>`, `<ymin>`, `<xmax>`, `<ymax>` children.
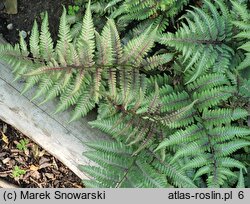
<box><xmin>0</xmin><ymin>0</ymin><xmax>74</xmax><ymax>44</ymax></box>
<box><xmin>0</xmin><ymin>120</ymin><xmax>83</xmax><ymax>188</ymax></box>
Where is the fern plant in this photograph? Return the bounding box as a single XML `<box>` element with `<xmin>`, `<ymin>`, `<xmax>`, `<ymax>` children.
<box><xmin>230</xmin><ymin>1</ymin><xmax>250</xmax><ymax>99</ymax></box>
<box><xmin>67</xmin><ymin>0</ymin><xmax>117</xmax><ymax>39</ymax></box>
<box><xmin>90</xmin><ymin>73</ymin><xmax>197</xmax><ymax>154</ymax></box>
<box><xmin>159</xmin><ymin>0</ymin><xmax>235</xmax><ymax>84</ymax></box>
<box><xmin>68</xmin><ymin>0</ymin><xmax>190</xmax><ymax>40</ymax></box>
<box><xmin>0</xmin><ymin>0</ymin><xmax>249</xmax><ymax>188</ymax></box>
<box><xmin>107</xmin><ymin>0</ymin><xmax>190</xmax><ymax>32</ymax></box>
<box><xmin>231</xmin><ymin>0</ymin><xmax>250</xmax><ymax>72</ymax></box>
<box><xmin>80</xmin><ymin>140</ymin><xmax>197</xmax><ymax>187</ymax></box>
<box><xmin>79</xmin><ymin>0</ymin><xmax>250</xmax><ymax>188</ymax></box>
<box><xmin>86</xmin><ymin>70</ymin><xmax>250</xmax><ymax>187</ymax></box>
<box><xmin>0</xmin><ymin>2</ymin><xmax>173</xmax><ymax>122</ymax></box>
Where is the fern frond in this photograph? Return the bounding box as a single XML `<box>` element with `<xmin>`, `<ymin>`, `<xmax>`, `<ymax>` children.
<box><xmin>155</xmin><ymin>124</ymin><xmax>204</xmax><ymax>151</ymax></box>
<box><xmin>56</xmin><ymin>6</ymin><xmax>73</xmax><ymax>60</ymax></box>
<box><xmin>202</xmin><ymin>108</ymin><xmax>249</xmax><ymax>127</ymax></box>
<box><xmin>219</xmin><ymin>158</ymin><xmax>247</xmax><ymax>173</ymax></box>
<box><xmin>81</xmin><ymin>140</ymin><xmax>195</xmax><ymax>188</ymax></box>
<box><xmin>70</xmin><ymin>91</ymin><xmax>95</xmax><ymax>122</ymax></box>
<box><xmin>39</xmin><ymin>12</ymin><xmax>54</xmax><ymax>62</ymax></box>
<box><xmin>142</xmin><ymin>53</ymin><xmax>174</xmax><ymax>71</ymax></box>
<box><xmin>122</xmin><ymin>26</ymin><xmax>156</xmax><ymax>66</ymax></box>
<box><xmin>77</xmin><ymin>1</ymin><xmax>95</xmax><ymax>67</ymax></box>
<box><xmin>159</xmin><ymin>0</ymin><xmax>233</xmax><ymax>83</ymax></box>
<box><xmin>219</xmin><ymin>140</ymin><xmax>250</xmax><ymax>157</ymax></box>
<box><xmin>1</xmin><ymin>0</ymin><xmax>249</xmax><ymax>188</ymax></box>
<box><xmin>30</xmin><ymin>20</ymin><xmax>40</xmax><ymax>59</ymax></box>
<box><xmin>239</xmin><ymin>79</ymin><xmax>250</xmax><ymax>97</ymax></box>
<box><xmin>232</xmin><ymin>1</ymin><xmax>250</xmax><ymax>71</ymax></box>
<box><xmin>107</xmin><ymin>20</ymin><xmax>121</xmax><ymax>61</ymax></box>
<box><xmin>0</xmin><ymin>4</ymin><xmax>165</xmax><ymax>120</ymax></box>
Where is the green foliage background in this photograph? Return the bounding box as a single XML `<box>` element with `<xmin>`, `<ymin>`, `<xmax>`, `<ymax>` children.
<box><xmin>0</xmin><ymin>0</ymin><xmax>249</xmax><ymax>187</ymax></box>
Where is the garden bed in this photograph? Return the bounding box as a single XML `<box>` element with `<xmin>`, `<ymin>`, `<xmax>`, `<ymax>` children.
<box><xmin>0</xmin><ymin>0</ymin><xmax>108</xmax><ymax>187</ymax></box>
<box><xmin>0</xmin><ymin>40</ymin><xmax>108</xmax><ymax>182</ymax></box>
<box><xmin>0</xmin><ymin>0</ymin><xmax>75</xmax><ymax>44</ymax></box>
<box><xmin>0</xmin><ymin>119</ymin><xmax>83</xmax><ymax>188</ymax></box>
<box><xmin>0</xmin><ymin>0</ymin><xmax>249</xmax><ymax>189</ymax></box>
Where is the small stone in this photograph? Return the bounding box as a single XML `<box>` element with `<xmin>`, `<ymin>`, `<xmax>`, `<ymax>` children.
<box><xmin>20</xmin><ymin>30</ymin><xmax>27</xmax><ymax>39</ymax></box>
<box><xmin>7</xmin><ymin>23</ymin><xmax>13</xmax><ymax>30</ymax></box>
<box><xmin>2</xmin><ymin>157</ymin><xmax>11</xmax><ymax>164</ymax></box>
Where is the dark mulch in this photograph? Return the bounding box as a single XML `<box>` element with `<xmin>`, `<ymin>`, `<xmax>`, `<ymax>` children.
<box><xmin>0</xmin><ymin>0</ymin><xmax>74</xmax><ymax>44</ymax></box>
<box><xmin>0</xmin><ymin>120</ymin><xmax>84</xmax><ymax>188</ymax></box>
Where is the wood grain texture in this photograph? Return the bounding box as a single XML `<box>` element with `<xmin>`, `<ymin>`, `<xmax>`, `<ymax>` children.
<box><xmin>0</xmin><ymin>38</ymin><xmax>109</xmax><ymax>180</ymax></box>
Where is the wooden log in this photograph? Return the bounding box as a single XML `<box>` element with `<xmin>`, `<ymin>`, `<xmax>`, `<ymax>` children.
<box><xmin>0</xmin><ymin>38</ymin><xmax>109</xmax><ymax>180</ymax></box>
